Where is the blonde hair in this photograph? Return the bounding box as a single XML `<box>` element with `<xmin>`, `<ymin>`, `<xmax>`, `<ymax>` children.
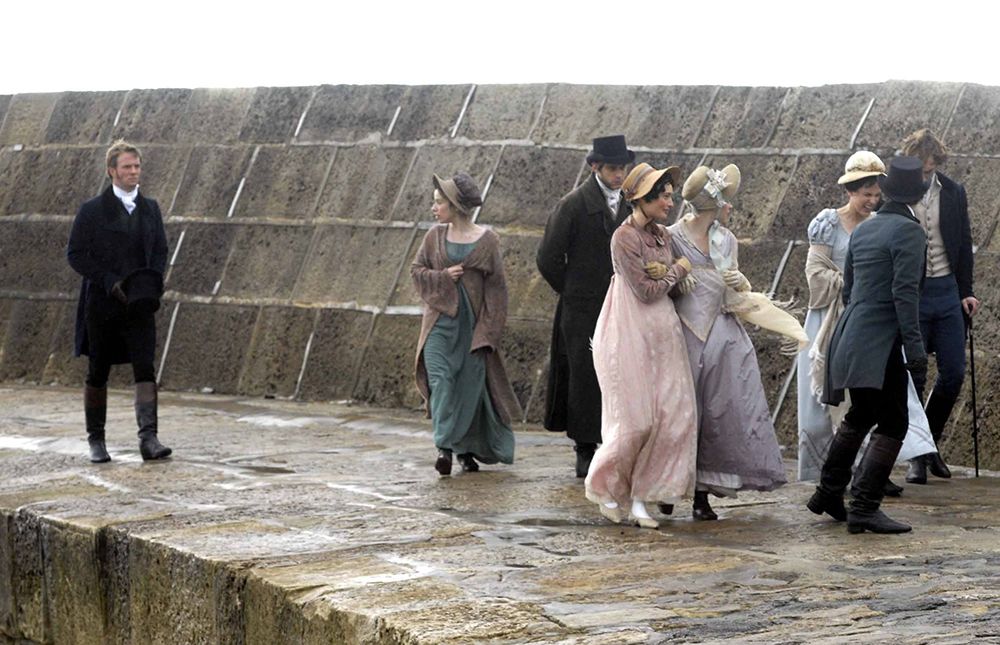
<box><xmin>900</xmin><ymin>129</ymin><xmax>948</xmax><ymax>165</ymax></box>
<box><xmin>105</xmin><ymin>139</ymin><xmax>141</xmax><ymax>172</ymax></box>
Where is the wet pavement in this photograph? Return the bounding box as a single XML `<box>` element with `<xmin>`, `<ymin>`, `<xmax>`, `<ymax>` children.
<box><xmin>1</xmin><ymin>385</ymin><xmax>999</xmax><ymax>644</ymax></box>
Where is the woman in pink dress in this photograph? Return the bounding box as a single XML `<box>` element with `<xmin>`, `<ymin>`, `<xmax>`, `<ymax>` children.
<box><xmin>585</xmin><ymin>163</ymin><xmax>700</xmax><ymax>529</ymax></box>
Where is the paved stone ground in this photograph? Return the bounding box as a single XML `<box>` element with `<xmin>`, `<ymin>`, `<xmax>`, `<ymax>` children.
<box><xmin>1</xmin><ymin>385</ymin><xmax>998</xmax><ymax>644</ymax></box>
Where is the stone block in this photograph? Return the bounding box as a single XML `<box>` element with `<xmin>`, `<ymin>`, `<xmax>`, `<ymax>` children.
<box><xmin>733</xmin><ymin>239</ymin><xmax>794</xmax><ymax>299</ymax></box>
<box><xmin>218</xmin><ymin>225</ymin><xmax>313</xmax><ymax>299</ymax></box>
<box><xmin>233</xmin><ymin>145</ymin><xmax>334</xmax><ymax>219</ymax></box>
<box><xmin>239</xmin><ymin>86</ymin><xmax>313</xmax><ymax>143</ymax></box>
<box><xmin>314</xmin><ymin>145</ymin><xmax>415</xmax><ymax>220</ymax></box>
<box><xmin>944</xmin><ymin>157</ymin><xmax>1000</xmax><ymax>248</ymax></box>
<box><xmin>389</xmin><ymin>84</ymin><xmax>471</xmax><ymax>141</ymax></box>
<box><xmin>112</xmin><ymin>88</ymin><xmax>193</xmax><ymax>143</ymax></box>
<box><xmin>177</xmin><ymin>87</ymin><xmax>255</xmax><ymax>144</ymax></box>
<box><xmin>0</xmin><ymin>94</ymin><xmax>10</xmax><ymax>129</ymax></box>
<box><xmin>165</xmin><ymin>222</ymin><xmax>238</xmax><ymax>295</ymax></box>
<box><xmin>297</xmin><ymin>85</ymin><xmax>404</xmax><ymax>142</ymax></box>
<box><xmin>391</xmin><ymin>144</ymin><xmax>502</xmax><ymax>222</ymax></box>
<box><xmin>458</xmin><ymin>84</ymin><xmax>546</xmax><ymax>141</ymax></box>
<box><xmin>294</xmin><ymin>224</ymin><xmax>414</xmax><ymax>307</ymax></box>
<box><xmin>854</xmin><ymin>81</ymin><xmax>962</xmax><ymax>150</ymax></box>
<box><xmin>702</xmin><ymin>153</ymin><xmax>800</xmax><ymax>240</ymax></box>
<box><xmin>41</xmin><ymin>523</ymin><xmax>107</xmax><ymax>644</ymax></box>
<box><xmin>769</xmin><ymin>154</ymin><xmax>850</xmax><ymax>241</ymax></box>
<box><xmin>773</xmin><ymin>242</ymin><xmax>809</xmax><ymax>305</ymax></box>
<box><xmin>10</xmin><ymin>511</ymin><xmax>49</xmax><ymax>642</ymax></box>
<box><xmin>768</xmin><ymin>85</ymin><xmax>877</xmax><ymax>150</ymax></box>
<box><xmin>0</xmin><ymin>146</ymin><xmax>105</xmax><ymax>216</ymax></box>
<box><xmin>0</xmin><ymin>93</ymin><xmax>57</xmax><ymax>145</ymax></box>
<box><xmin>500</xmin><ymin>318</ymin><xmax>551</xmax><ymax>423</ymax></box>
<box><xmin>531</xmin><ymin>85</ymin><xmax>636</xmax><ymax>145</ymax></box>
<box><xmin>352</xmin><ymin>313</ymin><xmax>423</xmax><ymax>409</ymax></box>
<box><xmin>40</xmin><ymin>301</ymin><xmax>87</xmax><ymax>387</ymax></box>
<box><xmin>158</xmin><ymin>302</ymin><xmax>258</xmax><ymax>393</ymax></box>
<box><xmin>943</xmin><ymin>84</ymin><xmax>1000</xmax><ymax>155</ymax></box>
<box><xmin>0</xmin><ymin>299</ymin><xmax>64</xmax><ymax>383</ymax></box>
<box><xmin>966</xmin><ymin>252</ymin><xmax>1000</xmax><ymax>356</ymax></box>
<box><xmin>499</xmin><ymin>231</ymin><xmax>557</xmax><ymax>321</ymax></box>
<box><xmin>0</xmin><ymin>510</ymin><xmax>12</xmax><ymax>635</ymax></box>
<box><xmin>238</xmin><ymin>306</ymin><xmax>315</xmax><ymax>397</ymax></box>
<box><xmin>0</xmin><ymin>219</ymin><xmax>78</xmax><ymax>294</ymax></box>
<box><xmin>941</xmin><ymin>355</ymin><xmax>1000</xmax><ymax>471</ymax></box>
<box><xmin>44</xmin><ymin>90</ymin><xmax>126</xmax><ymax>144</ymax></box>
<box><xmin>695</xmin><ymin>86</ymin><xmax>789</xmax><ymax>149</ymax></box>
<box><xmin>296</xmin><ymin>308</ymin><xmax>373</xmax><ymax>401</ymax></box>
<box><xmin>478</xmin><ymin>146</ymin><xmax>584</xmax><ymax>228</ymax></box>
<box><xmin>628</xmin><ymin>85</ymin><xmax>716</xmax><ymax>149</ymax></box>
<box><xmin>170</xmin><ymin>145</ymin><xmax>254</xmax><ymax>218</ymax></box>
<box><xmin>132</xmin><ymin>144</ymin><xmax>191</xmax><ymax>212</ymax></box>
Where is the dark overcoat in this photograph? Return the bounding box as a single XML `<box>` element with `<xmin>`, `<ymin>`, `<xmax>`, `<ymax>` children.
<box><xmin>536</xmin><ymin>174</ymin><xmax>630</xmax><ymax>442</ymax></box>
<box><xmin>66</xmin><ymin>186</ymin><xmax>168</xmax><ymax>363</ymax></box>
<box><xmin>935</xmin><ymin>172</ymin><xmax>975</xmax><ymax>299</ymax></box>
<box><xmin>823</xmin><ymin>201</ymin><xmax>927</xmax><ymax>405</ymax></box>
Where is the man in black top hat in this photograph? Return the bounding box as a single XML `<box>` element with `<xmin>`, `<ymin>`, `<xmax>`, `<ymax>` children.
<box><xmin>536</xmin><ymin>135</ymin><xmax>634</xmax><ymax>477</ymax></box>
<box><xmin>809</xmin><ymin>156</ymin><xmax>929</xmax><ymax>534</ymax></box>
<box><xmin>67</xmin><ymin>140</ymin><xmax>172</xmax><ymax>463</ymax></box>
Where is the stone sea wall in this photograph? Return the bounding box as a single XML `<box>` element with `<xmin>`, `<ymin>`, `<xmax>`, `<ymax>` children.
<box><xmin>1</xmin><ymin>82</ymin><xmax>999</xmax><ymax>468</ymax></box>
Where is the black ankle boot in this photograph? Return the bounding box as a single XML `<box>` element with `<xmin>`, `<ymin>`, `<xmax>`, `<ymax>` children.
<box><xmin>85</xmin><ymin>385</ymin><xmax>110</xmax><ymax>463</ymax></box>
<box><xmin>574</xmin><ymin>443</ymin><xmax>596</xmax><ymax>478</ymax></box>
<box><xmin>457</xmin><ymin>453</ymin><xmax>479</xmax><ymax>472</ymax></box>
<box><xmin>692</xmin><ymin>491</ymin><xmax>717</xmax><ymax>521</ymax></box>
<box><xmin>435</xmin><ymin>449</ymin><xmax>453</xmax><ymax>476</ymax></box>
<box><xmin>926</xmin><ymin>452</ymin><xmax>951</xmax><ymax>479</ymax></box>
<box><xmin>905</xmin><ymin>456</ymin><xmax>927</xmax><ymax>484</ymax></box>
<box><xmin>810</xmin><ymin>420</ymin><xmax>867</xmax><ymax>521</ymax></box>
<box><xmin>847</xmin><ymin>434</ymin><xmax>911</xmax><ymax>534</ymax></box>
<box><xmin>135</xmin><ymin>382</ymin><xmax>171</xmax><ymax>461</ymax></box>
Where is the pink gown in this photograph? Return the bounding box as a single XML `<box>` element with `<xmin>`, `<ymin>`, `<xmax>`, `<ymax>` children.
<box><xmin>585</xmin><ymin>220</ymin><xmax>699</xmax><ymax>508</ymax></box>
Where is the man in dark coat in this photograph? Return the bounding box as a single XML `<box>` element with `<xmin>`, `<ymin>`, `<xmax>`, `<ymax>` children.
<box><xmin>536</xmin><ymin>135</ymin><xmax>633</xmax><ymax>477</ymax></box>
<box><xmin>67</xmin><ymin>140</ymin><xmax>172</xmax><ymax>463</ymax></box>
<box><xmin>809</xmin><ymin>156</ymin><xmax>929</xmax><ymax>534</ymax></box>
<box><xmin>899</xmin><ymin>129</ymin><xmax>980</xmax><ymax>485</ymax></box>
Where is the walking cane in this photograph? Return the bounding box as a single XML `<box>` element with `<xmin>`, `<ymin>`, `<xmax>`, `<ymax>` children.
<box><xmin>967</xmin><ymin>315</ymin><xmax>981</xmax><ymax>477</ymax></box>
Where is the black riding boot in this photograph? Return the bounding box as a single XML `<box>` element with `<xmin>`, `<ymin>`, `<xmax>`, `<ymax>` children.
<box><xmin>808</xmin><ymin>420</ymin><xmax>867</xmax><ymax>521</ymax></box>
<box><xmin>924</xmin><ymin>390</ymin><xmax>953</xmax><ymax>478</ymax></box>
<box><xmin>847</xmin><ymin>434</ymin><xmax>911</xmax><ymax>534</ymax></box>
<box><xmin>136</xmin><ymin>382</ymin><xmax>172</xmax><ymax>461</ymax></box>
<box><xmin>85</xmin><ymin>385</ymin><xmax>110</xmax><ymax>463</ymax></box>
<box><xmin>574</xmin><ymin>442</ymin><xmax>596</xmax><ymax>478</ymax></box>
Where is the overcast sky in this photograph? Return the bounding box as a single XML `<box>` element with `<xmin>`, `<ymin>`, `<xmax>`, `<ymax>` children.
<box><xmin>4</xmin><ymin>0</ymin><xmax>997</xmax><ymax>93</ymax></box>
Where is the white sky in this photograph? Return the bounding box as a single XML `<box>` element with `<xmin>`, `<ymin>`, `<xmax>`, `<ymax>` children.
<box><xmin>4</xmin><ymin>0</ymin><xmax>998</xmax><ymax>93</ymax></box>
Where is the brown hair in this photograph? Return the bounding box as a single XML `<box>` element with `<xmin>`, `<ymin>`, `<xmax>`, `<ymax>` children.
<box><xmin>105</xmin><ymin>139</ymin><xmax>141</xmax><ymax>172</ymax></box>
<box><xmin>900</xmin><ymin>129</ymin><xmax>948</xmax><ymax>165</ymax></box>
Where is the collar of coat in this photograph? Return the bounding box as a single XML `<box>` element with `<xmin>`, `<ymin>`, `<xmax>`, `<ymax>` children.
<box><xmin>878</xmin><ymin>200</ymin><xmax>920</xmax><ymax>223</ymax></box>
<box><xmin>100</xmin><ymin>184</ymin><xmax>150</xmax><ymax>219</ymax></box>
<box><xmin>581</xmin><ymin>174</ymin><xmax>629</xmax><ymax>218</ymax></box>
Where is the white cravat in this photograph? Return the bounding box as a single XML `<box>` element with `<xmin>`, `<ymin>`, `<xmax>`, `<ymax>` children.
<box><xmin>594</xmin><ymin>174</ymin><xmax>621</xmax><ymax>216</ymax></box>
<box><xmin>112</xmin><ymin>184</ymin><xmax>139</xmax><ymax>215</ymax></box>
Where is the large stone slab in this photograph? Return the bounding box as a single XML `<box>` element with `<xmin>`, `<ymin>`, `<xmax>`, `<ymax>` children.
<box><xmin>0</xmin><ymin>146</ymin><xmax>105</xmax><ymax>216</ymax></box>
<box><xmin>170</xmin><ymin>145</ymin><xmax>254</xmax><ymax>218</ymax></box>
<box><xmin>232</xmin><ymin>145</ymin><xmax>334</xmax><ymax>219</ymax></box>
<box><xmin>531</xmin><ymin>85</ymin><xmax>635</xmax><ymax>146</ymax></box>
<box><xmin>40</xmin><ymin>523</ymin><xmax>107</xmax><ymax>644</ymax></box>
<box><xmin>296</xmin><ymin>85</ymin><xmax>404</xmax><ymax>142</ymax></box>
<box><xmin>132</xmin><ymin>144</ymin><xmax>192</xmax><ymax>212</ymax></box>
<box><xmin>498</xmin><ymin>231</ymin><xmax>557</xmax><ymax>321</ymax></box>
<box><xmin>768</xmin><ymin>85</ymin><xmax>877</xmax><ymax>150</ymax></box>
<box><xmin>702</xmin><ymin>153</ymin><xmax>800</xmax><ymax>240</ymax></box>
<box><xmin>158</xmin><ymin>303</ymin><xmax>258</xmax><ymax>393</ymax></box>
<box><xmin>294</xmin><ymin>224</ymin><xmax>414</xmax><ymax>307</ymax></box>
<box><xmin>943</xmin><ymin>84</ymin><xmax>1000</xmax><ymax>155</ymax></box>
<box><xmin>0</xmin><ymin>93</ymin><xmax>57</xmax><ymax>145</ymax></box>
<box><xmin>941</xmin><ymin>353</ymin><xmax>1000</xmax><ymax>468</ymax></box>
<box><xmin>389</xmin><ymin>85</ymin><xmax>471</xmax><ymax>141</ymax></box>
<box><xmin>965</xmin><ymin>251</ymin><xmax>1000</xmax><ymax>356</ymax></box>
<box><xmin>0</xmin><ymin>299</ymin><xmax>64</xmax><ymax>383</ymax></box>
<box><xmin>39</xmin><ymin>301</ymin><xmax>87</xmax><ymax>387</ymax></box>
<box><xmin>351</xmin><ymin>313</ymin><xmax>423</xmax><ymax>409</ymax></box>
<box><xmin>769</xmin><ymin>154</ymin><xmax>850</xmax><ymax>241</ymax></box>
<box><xmin>112</xmin><ymin>88</ymin><xmax>193</xmax><ymax>143</ymax></box>
<box><xmin>238</xmin><ymin>306</ymin><xmax>315</xmax><ymax>398</ymax></box>
<box><xmin>500</xmin><ymin>318</ymin><xmax>551</xmax><ymax>423</ymax></box>
<box><xmin>391</xmin><ymin>144</ymin><xmax>502</xmax><ymax>222</ymax></box>
<box><xmin>314</xmin><ymin>145</ymin><xmax>415</xmax><ymax>220</ymax></box>
<box><xmin>854</xmin><ymin>81</ymin><xmax>962</xmax><ymax>151</ymax></box>
<box><xmin>0</xmin><ymin>219</ymin><xmax>78</xmax><ymax>294</ymax></box>
<box><xmin>217</xmin><ymin>225</ymin><xmax>313</xmax><ymax>299</ymax></box>
<box><xmin>165</xmin><ymin>222</ymin><xmax>239</xmax><ymax>295</ymax></box>
<box><xmin>694</xmin><ymin>86</ymin><xmax>789</xmax><ymax>149</ymax></box>
<box><xmin>733</xmin><ymin>239</ymin><xmax>792</xmax><ymax>298</ymax></box>
<box><xmin>43</xmin><ymin>91</ymin><xmax>126</xmax><ymax>144</ymax></box>
<box><xmin>478</xmin><ymin>146</ymin><xmax>584</xmax><ymax>228</ymax></box>
<box><xmin>296</xmin><ymin>308</ymin><xmax>373</xmax><ymax>401</ymax></box>
<box><xmin>0</xmin><ymin>95</ymin><xmax>10</xmax><ymax>130</ymax></box>
<box><xmin>628</xmin><ymin>85</ymin><xmax>716</xmax><ymax>149</ymax></box>
<box><xmin>238</xmin><ymin>86</ymin><xmax>313</xmax><ymax>143</ymax></box>
<box><xmin>177</xmin><ymin>87</ymin><xmax>255</xmax><ymax>144</ymax></box>
<box><xmin>458</xmin><ymin>85</ymin><xmax>546</xmax><ymax>141</ymax></box>
<box><xmin>945</xmin><ymin>156</ymin><xmax>1000</xmax><ymax>249</ymax></box>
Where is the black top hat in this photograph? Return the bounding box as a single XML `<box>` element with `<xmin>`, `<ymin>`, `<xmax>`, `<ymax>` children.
<box><xmin>122</xmin><ymin>268</ymin><xmax>164</xmax><ymax>316</ymax></box>
<box><xmin>586</xmin><ymin>135</ymin><xmax>636</xmax><ymax>165</ymax></box>
<box><xmin>878</xmin><ymin>156</ymin><xmax>930</xmax><ymax>204</ymax></box>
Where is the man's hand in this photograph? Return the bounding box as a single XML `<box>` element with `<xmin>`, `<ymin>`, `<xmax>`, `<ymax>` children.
<box><xmin>644</xmin><ymin>261</ymin><xmax>668</xmax><ymax>280</ymax></box>
<box><xmin>962</xmin><ymin>296</ymin><xmax>981</xmax><ymax>317</ymax></box>
<box><xmin>111</xmin><ymin>281</ymin><xmax>127</xmax><ymax>304</ymax></box>
<box><xmin>905</xmin><ymin>355</ymin><xmax>928</xmax><ymax>377</ymax></box>
<box><xmin>445</xmin><ymin>265</ymin><xmax>464</xmax><ymax>282</ymax></box>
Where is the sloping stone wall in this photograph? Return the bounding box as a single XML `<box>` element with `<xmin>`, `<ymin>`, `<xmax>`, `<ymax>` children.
<box><xmin>1</xmin><ymin>82</ymin><xmax>998</xmax><ymax>468</ymax></box>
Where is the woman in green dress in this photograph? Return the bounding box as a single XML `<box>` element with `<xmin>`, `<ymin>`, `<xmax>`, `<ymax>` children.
<box><xmin>411</xmin><ymin>173</ymin><xmax>521</xmax><ymax>476</ymax></box>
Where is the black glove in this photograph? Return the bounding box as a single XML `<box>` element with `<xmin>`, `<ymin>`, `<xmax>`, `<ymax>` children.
<box><xmin>904</xmin><ymin>355</ymin><xmax>928</xmax><ymax>375</ymax></box>
<box><xmin>111</xmin><ymin>281</ymin><xmax>127</xmax><ymax>304</ymax></box>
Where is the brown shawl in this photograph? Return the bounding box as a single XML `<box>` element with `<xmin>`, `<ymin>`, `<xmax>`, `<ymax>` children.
<box><xmin>411</xmin><ymin>224</ymin><xmax>523</xmax><ymax>424</ymax></box>
<box><xmin>804</xmin><ymin>244</ymin><xmax>843</xmax><ymax>398</ymax></box>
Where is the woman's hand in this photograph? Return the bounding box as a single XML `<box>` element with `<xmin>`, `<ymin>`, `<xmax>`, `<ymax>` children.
<box><xmin>445</xmin><ymin>265</ymin><xmax>464</xmax><ymax>282</ymax></box>
<box><xmin>722</xmin><ymin>269</ymin><xmax>751</xmax><ymax>292</ymax></box>
<box><xmin>644</xmin><ymin>261</ymin><xmax>668</xmax><ymax>280</ymax></box>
